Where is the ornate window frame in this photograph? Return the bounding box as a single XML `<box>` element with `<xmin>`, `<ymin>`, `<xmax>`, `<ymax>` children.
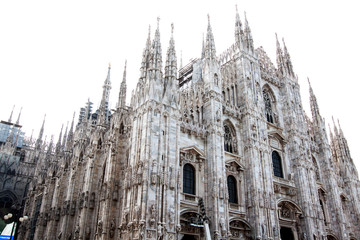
<box><xmin>223</xmin><ymin>120</ymin><xmax>238</xmax><ymax>154</ymax></box>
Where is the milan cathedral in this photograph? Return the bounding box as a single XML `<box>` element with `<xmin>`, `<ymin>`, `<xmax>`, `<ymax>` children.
<box><xmin>8</xmin><ymin>7</ymin><xmax>360</xmax><ymax>240</ymax></box>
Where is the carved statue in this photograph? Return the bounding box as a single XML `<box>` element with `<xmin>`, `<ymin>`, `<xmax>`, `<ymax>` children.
<box><xmin>302</xmin><ymin>232</ymin><xmax>308</xmax><ymax>240</ymax></box>
<box><xmin>219</xmin><ymin>178</ymin><xmax>224</xmax><ymax>199</ymax></box>
<box><xmin>79</xmin><ymin>192</ymin><xmax>84</xmax><ymax>209</ymax></box>
<box><xmin>70</xmin><ymin>200</ymin><xmax>76</xmax><ymax>216</ymax></box>
<box><xmin>89</xmin><ymin>192</ymin><xmax>95</xmax><ymax>209</ymax></box>
<box><xmin>66</xmin><ymin>232</ymin><xmax>72</xmax><ymax>240</ymax></box>
<box><xmin>55</xmin><ymin>207</ymin><xmax>60</xmax><ymax>221</ymax></box>
<box><xmin>113</xmin><ymin>183</ymin><xmax>119</xmax><ymax>201</ymax></box>
<box><xmin>219</xmin><ymin>217</ymin><xmax>227</xmax><ymax>236</ymax></box>
<box><xmin>109</xmin><ymin>218</ymin><xmax>116</xmax><ymax>238</ymax></box>
<box><xmin>137</xmin><ymin>162</ymin><xmax>143</xmax><ymax>185</ymax></box>
<box><xmin>84</xmin><ymin>191</ymin><xmax>89</xmax><ymax>207</ymax></box>
<box><xmin>74</xmin><ymin>224</ymin><xmax>80</xmax><ymax>239</ymax></box>
<box><xmin>157</xmin><ymin>223</ymin><xmax>163</xmax><ymax>240</ymax></box>
<box><xmin>150</xmin><ymin>204</ymin><xmax>156</xmax><ymax>227</ymax></box>
<box><xmin>98</xmin><ymin>219</ymin><xmax>103</xmax><ymax>234</ymax></box>
<box><xmin>85</xmin><ymin>226</ymin><xmax>91</xmax><ymax>239</ymax></box>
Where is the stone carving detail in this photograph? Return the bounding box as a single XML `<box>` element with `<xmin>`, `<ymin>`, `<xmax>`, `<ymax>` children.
<box><xmin>55</xmin><ymin>207</ymin><xmax>61</xmax><ymax>221</ymax></box>
<box><xmin>97</xmin><ymin>219</ymin><xmax>103</xmax><ymax>234</ymax></box>
<box><xmin>113</xmin><ymin>183</ymin><xmax>119</xmax><ymax>201</ymax></box>
<box><xmin>89</xmin><ymin>192</ymin><xmax>95</xmax><ymax>209</ymax></box>
<box><xmin>280</xmin><ymin>205</ymin><xmax>291</xmax><ymax>219</ymax></box>
<box><xmin>109</xmin><ymin>218</ymin><xmax>116</xmax><ymax>238</ymax></box>
<box><xmin>74</xmin><ymin>224</ymin><xmax>80</xmax><ymax>239</ymax></box>
<box><xmin>70</xmin><ymin>200</ymin><xmax>76</xmax><ymax>215</ymax></box>
<box><xmin>17</xmin><ymin>12</ymin><xmax>360</xmax><ymax>240</ymax></box>
<box><xmin>149</xmin><ymin>204</ymin><xmax>157</xmax><ymax>227</ymax></box>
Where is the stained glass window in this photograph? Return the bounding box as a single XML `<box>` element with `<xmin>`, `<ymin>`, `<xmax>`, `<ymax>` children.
<box><xmin>183</xmin><ymin>164</ymin><xmax>195</xmax><ymax>195</ymax></box>
<box><xmin>272</xmin><ymin>151</ymin><xmax>283</xmax><ymax>178</ymax></box>
<box><xmin>227</xmin><ymin>175</ymin><xmax>238</xmax><ymax>203</ymax></box>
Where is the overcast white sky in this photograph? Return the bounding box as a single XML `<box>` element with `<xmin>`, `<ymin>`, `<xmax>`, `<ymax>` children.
<box><xmin>1</xmin><ymin>0</ymin><xmax>359</xmax><ymax>172</ymax></box>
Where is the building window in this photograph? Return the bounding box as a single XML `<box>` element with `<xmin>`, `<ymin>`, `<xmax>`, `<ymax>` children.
<box><xmin>183</xmin><ymin>164</ymin><xmax>195</xmax><ymax>195</ymax></box>
<box><xmin>272</xmin><ymin>151</ymin><xmax>283</xmax><ymax>178</ymax></box>
<box><xmin>319</xmin><ymin>199</ymin><xmax>327</xmax><ymax>226</ymax></box>
<box><xmin>227</xmin><ymin>175</ymin><xmax>238</xmax><ymax>204</ymax></box>
<box><xmin>263</xmin><ymin>90</ymin><xmax>274</xmax><ymax>123</ymax></box>
<box><xmin>224</xmin><ymin>123</ymin><xmax>237</xmax><ymax>154</ymax></box>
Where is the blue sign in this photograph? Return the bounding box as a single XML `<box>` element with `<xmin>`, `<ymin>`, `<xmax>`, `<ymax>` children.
<box><xmin>0</xmin><ymin>235</ymin><xmax>14</xmax><ymax>240</ymax></box>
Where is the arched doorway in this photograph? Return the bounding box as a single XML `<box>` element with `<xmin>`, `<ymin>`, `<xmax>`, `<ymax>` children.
<box><xmin>280</xmin><ymin>226</ymin><xmax>294</xmax><ymax>240</ymax></box>
<box><xmin>229</xmin><ymin>219</ymin><xmax>252</xmax><ymax>240</ymax></box>
<box><xmin>179</xmin><ymin>212</ymin><xmax>201</xmax><ymax>239</ymax></box>
<box><xmin>327</xmin><ymin>235</ymin><xmax>338</xmax><ymax>240</ymax></box>
<box><xmin>182</xmin><ymin>234</ymin><xmax>197</xmax><ymax>240</ymax></box>
<box><xmin>277</xmin><ymin>200</ymin><xmax>303</xmax><ymax>240</ymax></box>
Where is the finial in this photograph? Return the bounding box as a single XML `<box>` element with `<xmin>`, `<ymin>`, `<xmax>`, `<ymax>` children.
<box><xmin>235</xmin><ymin>4</ymin><xmax>238</xmax><ymax>13</ymax></box>
<box><xmin>108</xmin><ymin>62</ymin><xmax>111</xmax><ymax>68</ymax></box>
<box><xmin>122</xmin><ymin>59</ymin><xmax>127</xmax><ymax>82</ymax></box>
<box><xmin>337</xmin><ymin>119</ymin><xmax>342</xmax><ymax>131</ymax></box>
<box><xmin>8</xmin><ymin>105</ymin><xmax>15</xmax><ymax>123</ymax></box>
<box><xmin>207</xmin><ymin>14</ymin><xmax>210</xmax><ymax>24</ymax></box>
<box><xmin>180</xmin><ymin>50</ymin><xmax>183</xmax><ymax>69</ymax></box>
<box><xmin>157</xmin><ymin>17</ymin><xmax>160</xmax><ymax>29</ymax></box>
<box><xmin>171</xmin><ymin>23</ymin><xmax>174</xmax><ymax>36</ymax></box>
<box><xmin>16</xmin><ymin>107</ymin><xmax>22</xmax><ymax>125</ymax></box>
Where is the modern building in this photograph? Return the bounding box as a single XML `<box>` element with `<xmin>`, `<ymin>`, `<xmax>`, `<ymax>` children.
<box><xmin>18</xmin><ymin>8</ymin><xmax>360</xmax><ymax>240</ymax></box>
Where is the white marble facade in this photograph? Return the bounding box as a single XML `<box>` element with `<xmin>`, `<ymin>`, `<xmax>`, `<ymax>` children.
<box><xmin>19</xmin><ymin>9</ymin><xmax>360</xmax><ymax>240</ymax></box>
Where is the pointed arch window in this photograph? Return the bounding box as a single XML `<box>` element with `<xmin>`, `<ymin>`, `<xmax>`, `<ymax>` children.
<box><xmin>318</xmin><ymin>189</ymin><xmax>328</xmax><ymax>226</ymax></box>
<box><xmin>312</xmin><ymin>157</ymin><xmax>320</xmax><ymax>181</ymax></box>
<box><xmin>183</xmin><ymin>164</ymin><xmax>195</xmax><ymax>195</ymax></box>
<box><xmin>272</xmin><ymin>151</ymin><xmax>283</xmax><ymax>178</ymax></box>
<box><xmin>227</xmin><ymin>175</ymin><xmax>238</xmax><ymax>204</ymax></box>
<box><xmin>224</xmin><ymin>123</ymin><xmax>237</xmax><ymax>154</ymax></box>
<box><xmin>263</xmin><ymin>90</ymin><xmax>274</xmax><ymax>123</ymax></box>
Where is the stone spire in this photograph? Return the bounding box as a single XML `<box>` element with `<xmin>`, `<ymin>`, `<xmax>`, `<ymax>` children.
<box><xmin>282</xmin><ymin>38</ymin><xmax>294</xmax><ymax>77</ymax></box>
<box><xmin>55</xmin><ymin>124</ymin><xmax>63</xmax><ymax>155</ymax></box>
<box><xmin>46</xmin><ymin>135</ymin><xmax>54</xmax><ymax>157</ymax></box>
<box><xmin>8</xmin><ymin>105</ymin><xmax>15</xmax><ymax>123</ymax></box>
<box><xmin>118</xmin><ymin>60</ymin><xmax>127</xmax><ymax>108</ymax></box>
<box><xmin>275</xmin><ymin>33</ymin><xmax>285</xmax><ymax>75</ymax></box>
<box><xmin>62</xmin><ymin>122</ymin><xmax>68</xmax><ymax>150</ymax></box>
<box><xmin>308</xmin><ymin>78</ymin><xmax>321</xmax><ymax>124</ymax></box>
<box><xmin>201</xmin><ymin>33</ymin><xmax>205</xmax><ymax>59</ymax></box>
<box><xmin>332</xmin><ymin>116</ymin><xmax>339</xmax><ymax>137</ymax></box>
<box><xmin>244</xmin><ymin>12</ymin><xmax>254</xmax><ymax>52</ymax></box>
<box><xmin>164</xmin><ymin>23</ymin><xmax>178</xmax><ymax>102</ymax></box>
<box><xmin>235</xmin><ymin>5</ymin><xmax>244</xmax><ymax>48</ymax></box>
<box><xmin>12</xmin><ymin>108</ymin><xmax>22</xmax><ymax>150</ymax></box>
<box><xmin>150</xmin><ymin>17</ymin><xmax>163</xmax><ymax>71</ymax></box>
<box><xmin>165</xmin><ymin>23</ymin><xmax>177</xmax><ymax>80</ymax></box>
<box><xmin>84</xmin><ymin>98</ymin><xmax>92</xmax><ymax>124</ymax></box>
<box><xmin>180</xmin><ymin>50</ymin><xmax>183</xmax><ymax>69</ymax></box>
<box><xmin>140</xmin><ymin>25</ymin><xmax>152</xmax><ymax>80</ymax></box>
<box><xmin>65</xmin><ymin>112</ymin><xmax>75</xmax><ymax>152</ymax></box>
<box><xmin>99</xmin><ymin>64</ymin><xmax>112</xmax><ymax>125</ymax></box>
<box><xmin>337</xmin><ymin>119</ymin><xmax>351</xmax><ymax>159</ymax></box>
<box><xmin>205</xmin><ymin>14</ymin><xmax>216</xmax><ymax>60</ymax></box>
<box><xmin>35</xmin><ymin>115</ymin><xmax>46</xmax><ymax>150</ymax></box>
<box><xmin>15</xmin><ymin>107</ymin><xmax>22</xmax><ymax>125</ymax></box>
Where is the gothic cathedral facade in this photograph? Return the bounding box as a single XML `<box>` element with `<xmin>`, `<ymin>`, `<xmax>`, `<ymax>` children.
<box><xmin>19</xmin><ymin>9</ymin><xmax>360</xmax><ymax>240</ymax></box>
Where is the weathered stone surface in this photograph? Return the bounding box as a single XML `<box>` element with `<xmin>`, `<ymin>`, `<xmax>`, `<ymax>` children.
<box><xmin>14</xmin><ymin>8</ymin><xmax>360</xmax><ymax>240</ymax></box>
